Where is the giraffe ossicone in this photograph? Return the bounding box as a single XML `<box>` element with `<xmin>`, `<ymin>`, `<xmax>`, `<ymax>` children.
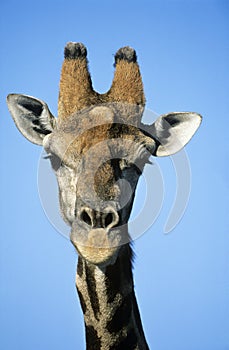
<box><xmin>7</xmin><ymin>42</ymin><xmax>202</xmax><ymax>349</ymax></box>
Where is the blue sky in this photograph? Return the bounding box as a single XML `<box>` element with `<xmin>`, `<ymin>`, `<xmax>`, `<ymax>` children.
<box><xmin>0</xmin><ymin>0</ymin><xmax>228</xmax><ymax>349</ymax></box>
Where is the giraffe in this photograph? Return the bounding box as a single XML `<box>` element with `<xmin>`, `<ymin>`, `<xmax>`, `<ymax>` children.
<box><xmin>7</xmin><ymin>42</ymin><xmax>202</xmax><ymax>349</ymax></box>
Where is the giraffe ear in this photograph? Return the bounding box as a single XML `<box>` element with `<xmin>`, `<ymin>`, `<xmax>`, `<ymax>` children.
<box><xmin>7</xmin><ymin>94</ymin><xmax>56</xmax><ymax>146</ymax></box>
<box><xmin>143</xmin><ymin>112</ymin><xmax>202</xmax><ymax>157</ymax></box>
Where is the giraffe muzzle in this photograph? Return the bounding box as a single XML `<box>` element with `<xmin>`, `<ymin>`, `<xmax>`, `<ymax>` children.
<box><xmin>70</xmin><ymin>206</ymin><xmax>128</xmax><ymax>265</ymax></box>
<box><xmin>71</xmin><ymin>226</ymin><xmax>124</xmax><ymax>265</ymax></box>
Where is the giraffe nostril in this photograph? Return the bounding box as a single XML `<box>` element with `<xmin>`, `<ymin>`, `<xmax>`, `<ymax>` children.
<box><xmin>103</xmin><ymin>208</ymin><xmax>119</xmax><ymax>229</ymax></box>
<box><xmin>80</xmin><ymin>209</ymin><xmax>93</xmax><ymax>227</ymax></box>
<box><xmin>104</xmin><ymin>212</ymin><xmax>114</xmax><ymax>228</ymax></box>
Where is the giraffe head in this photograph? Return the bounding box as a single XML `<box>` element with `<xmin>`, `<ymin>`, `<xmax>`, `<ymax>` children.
<box><xmin>7</xmin><ymin>42</ymin><xmax>201</xmax><ymax>266</ymax></box>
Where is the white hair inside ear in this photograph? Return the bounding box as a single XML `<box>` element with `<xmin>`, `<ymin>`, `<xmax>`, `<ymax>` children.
<box><xmin>7</xmin><ymin>94</ymin><xmax>56</xmax><ymax>146</ymax></box>
<box><xmin>150</xmin><ymin>112</ymin><xmax>202</xmax><ymax>157</ymax></box>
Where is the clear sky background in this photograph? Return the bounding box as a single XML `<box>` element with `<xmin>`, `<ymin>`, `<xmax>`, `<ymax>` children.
<box><xmin>0</xmin><ymin>0</ymin><xmax>228</xmax><ymax>349</ymax></box>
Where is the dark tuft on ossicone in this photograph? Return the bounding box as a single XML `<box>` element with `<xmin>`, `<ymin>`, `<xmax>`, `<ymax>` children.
<box><xmin>64</xmin><ymin>42</ymin><xmax>87</xmax><ymax>59</ymax></box>
<box><xmin>114</xmin><ymin>46</ymin><xmax>137</xmax><ymax>65</ymax></box>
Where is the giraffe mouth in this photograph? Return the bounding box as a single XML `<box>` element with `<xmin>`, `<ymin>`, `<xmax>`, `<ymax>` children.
<box><xmin>70</xmin><ymin>227</ymin><xmax>128</xmax><ymax>265</ymax></box>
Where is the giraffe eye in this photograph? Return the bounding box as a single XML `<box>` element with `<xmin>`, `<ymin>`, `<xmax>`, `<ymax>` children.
<box><xmin>119</xmin><ymin>158</ymin><xmax>145</xmax><ymax>175</ymax></box>
<box><xmin>119</xmin><ymin>159</ymin><xmax>129</xmax><ymax>170</ymax></box>
<box><xmin>44</xmin><ymin>153</ymin><xmax>62</xmax><ymax>171</ymax></box>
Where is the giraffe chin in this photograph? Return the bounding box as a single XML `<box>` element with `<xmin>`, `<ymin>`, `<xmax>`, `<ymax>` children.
<box><xmin>71</xmin><ymin>228</ymin><xmax>123</xmax><ymax>266</ymax></box>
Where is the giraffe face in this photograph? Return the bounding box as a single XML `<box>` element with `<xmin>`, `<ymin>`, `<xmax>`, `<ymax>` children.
<box><xmin>7</xmin><ymin>42</ymin><xmax>202</xmax><ymax>266</ymax></box>
<box><xmin>43</xmin><ymin>104</ymin><xmax>153</xmax><ymax>265</ymax></box>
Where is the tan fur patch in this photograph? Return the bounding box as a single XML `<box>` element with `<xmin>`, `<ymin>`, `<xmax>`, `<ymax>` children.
<box><xmin>58</xmin><ymin>56</ymin><xmax>145</xmax><ymax>122</ymax></box>
<box><xmin>58</xmin><ymin>58</ymin><xmax>101</xmax><ymax>119</ymax></box>
<box><xmin>106</xmin><ymin>60</ymin><xmax>145</xmax><ymax>106</ymax></box>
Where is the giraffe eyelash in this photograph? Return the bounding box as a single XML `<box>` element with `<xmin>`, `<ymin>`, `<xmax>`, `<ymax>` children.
<box><xmin>43</xmin><ymin>153</ymin><xmax>62</xmax><ymax>171</ymax></box>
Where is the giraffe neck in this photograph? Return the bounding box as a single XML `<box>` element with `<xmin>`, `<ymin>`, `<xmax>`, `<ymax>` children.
<box><xmin>76</xmin><ymin>245</ymin><xmax>149</xmax><ymax>350</ymax></box>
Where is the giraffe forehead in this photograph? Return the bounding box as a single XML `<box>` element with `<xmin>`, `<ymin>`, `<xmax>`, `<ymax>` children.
<box><xmin>45</xmin><ymin>122</ymin><xmax>145</xmax><ymax>165</ymax></box>
<box><xmin>44</xmin><ymin>123</ymin><xmax>112</xmax><ymax>165</ymax></box>
<box><xmin>57</xmin><ymin>105</ymin><xmax>115</xmax><ymax>132</ymax></box>
<box><xmin>44</xmin><ymin>102</ymin><xmax>149</xmax><ymax>166</ymax></box>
